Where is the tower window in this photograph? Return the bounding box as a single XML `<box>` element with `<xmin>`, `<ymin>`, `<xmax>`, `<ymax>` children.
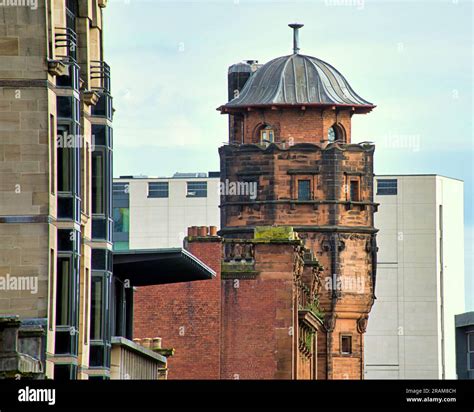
<box><xmin>341</xmin><ymin>335</ymin><xmax>352</xmax><ymax>354</ymax></box>
<box><xmin>298</xmin><ymin>180</ymin><xmax>311</xmax><ymax>201</ymax></box>
<box><xmin>328</xmin><ymin>126</ymin><xmax>336</xmax><ymax>142</ymax></box>
<box><xmin>350</xmin><ymin>180</ymin><xmax>360</xmax><ymax>202</ymax></box>
<box><xmin>327</xmin><ymin>124</ymin><xmax>346</xmax><ymax>143</ymax></box>
<box><xmin>260</xmin><ymin>125</ymin><xmax>275</xmax><ymax>144</ymax></box>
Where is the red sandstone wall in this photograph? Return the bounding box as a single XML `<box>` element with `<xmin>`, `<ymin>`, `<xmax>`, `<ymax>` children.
<box><xmin>220</xmin><ymin>243</ymin><xmax>296</xmax><ymax>379</ymax></box>
<box><xmin>133</xmin><ymin>238</ymin><xmax>222</xmax><ymax>379</ymax></box>
<box><xmin>220</xmin><ymin>144</ymin><xmax>373</xmax><ymax>231</ymax></box>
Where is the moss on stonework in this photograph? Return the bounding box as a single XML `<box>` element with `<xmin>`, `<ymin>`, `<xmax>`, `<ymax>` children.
<box><xmin>308</xmin><ymin>302</ymin><xmax>324</xmax><ymax>321</ymax></box>
<box><xmin>305</xmin><ymin>331</ymin><xmax>315</xmax><ymax>352</ymax></box>
<box><xmin>254</xmin><ymin>226</ymin><xmax>297</xmax><ymax>241</ymax></box>
<box><xmin>154</xmin><ymin>348</ymin><xmax>175</xmax><ymax>357</ymax></box>
<box><xmin>299</xmin><ymin>297</ymin><xmax>325</xmax><ymax>322</ymax></box>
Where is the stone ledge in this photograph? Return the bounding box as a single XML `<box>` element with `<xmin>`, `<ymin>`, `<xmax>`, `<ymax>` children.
<box><xmin>221</xmin><ymin>271</ymin><xmax>259</xmax><ymax>280</ymax></box>
<box><xmin>111</xmin><ymin>336</ymin><xmax>167</xmax><ymax>364</ymax></box>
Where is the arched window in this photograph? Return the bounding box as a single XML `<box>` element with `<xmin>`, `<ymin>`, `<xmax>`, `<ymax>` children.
<box><xmin>259</xmin><ymin>125</ymin><xmax>275</xmax><ymax>144</ymax></box>
<box><xmin>327</xmin><ymin>124</ymin><xmax>346</xmax><ymax>143</ymax></box>
<box><xmin>328</xmin><ymin>126</ymin><xmax>336</xmax><ymax>143</ymax></box>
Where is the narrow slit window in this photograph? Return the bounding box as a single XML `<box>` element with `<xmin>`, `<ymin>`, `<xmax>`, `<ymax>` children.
<box><xmin>50</xmin><ymin>115</ymin><xmax>55</xmax><ymax>194</ymax></box>
<box><xmin>49</xmin><ymin>249</ymin><xmax>55</xmax><ymax>331</ymax></box>
<box><xmin>92</xmin><ymin>150</ymin><xmax>105</xmax><ymax>214</ymax></box>
<box><xmin>90</xmin><ymin>277</ymin><xmax>103</xmax><ymax>340</ymax></box>
<box><xmin>56</xmin><ymin>257</ymin><xmax>71</xmax><ymax>327</ymax></box>
<box><xmin>350</xmin><ymin>180</ymin><xmax>360</xmax><ymax>202</ymax></box>
<box><xmin>341</xmin><ymin>335</ymin><xmax>352</xmax><ymax>354</ymax></box>
<box><xmin>57</xmin><ymin>128</ymin><xmax>72</xmax><ymax>193</ymax></box>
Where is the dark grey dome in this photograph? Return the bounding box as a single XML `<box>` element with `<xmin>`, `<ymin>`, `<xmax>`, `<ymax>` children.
<box><xmin>223</xmin><ymin>53</ymin><xmax>374</xmax><ymax>111</ymax></box>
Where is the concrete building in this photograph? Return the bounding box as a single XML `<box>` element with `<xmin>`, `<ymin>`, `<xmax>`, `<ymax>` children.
<box><xmin>455</xmin><ymin>311</ymin><xmax>474</xmax><ymax>379</ymax></box>
<box><xmin>365</xmin><ymin>175</ymin><xmax>465</xmax><ymax>379</ymax></box>
<box><xmin>112</xmin><ymin>172</ymin><xmax>220</xmax><ymax>250</ymax></box>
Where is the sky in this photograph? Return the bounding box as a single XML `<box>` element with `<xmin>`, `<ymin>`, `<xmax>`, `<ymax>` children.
<box><xmin>104</xmin><ymin>0</ymin><xmax>473</xmax><ymax>309</ymax></box>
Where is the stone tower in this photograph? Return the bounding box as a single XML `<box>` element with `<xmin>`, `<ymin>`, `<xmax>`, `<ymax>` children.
<box><xmin>218</xmin><ymin>24</ymin><xmax>377</xmax><ymax>379</ymax></box>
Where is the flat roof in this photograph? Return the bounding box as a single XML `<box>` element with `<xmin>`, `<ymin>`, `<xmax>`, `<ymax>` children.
<box><xmin>375</xmin><ymin>174</ymin><xmax>463</xmax><ymax>183</ymax></box>
<box><xmin>113</xmin><ymin>248</ymin><xmax>216</xmax><ymax>286</ymax></box>
<box><xmin>455</xmin><ymin>312</ymin><xmax>474</xmax><ymax>328</ymax></box>
<box><xmin>115</xmin><ymin>172</ymin><xmax>220</xmax><ymax>180</ymax></box>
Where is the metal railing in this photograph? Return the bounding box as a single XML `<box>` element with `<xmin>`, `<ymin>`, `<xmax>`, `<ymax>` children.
<box><xmin>90</xmin><ymin>60</ymin><xmax>111</xmax><ymax>93</ymax></box>
<box><xmin>54</xmin><ymin>27</ymin><xmax>77</xmax><ymax>62</ymax></box>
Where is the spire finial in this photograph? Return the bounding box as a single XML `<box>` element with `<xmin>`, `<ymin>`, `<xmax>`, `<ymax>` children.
<box><xmin>288</xmin><ymin>23</ymin><xmax>304</xmax><ymax>54</ymax></box>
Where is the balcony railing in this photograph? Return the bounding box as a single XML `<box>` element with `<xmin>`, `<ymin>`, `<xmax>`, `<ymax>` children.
<box><xmin>54</xmin><ymin>27</ymin><xmax>77</xmax><ymax>62</ymax></box>
<box><xmin>110</xmin><ymin>337</ymin><xmax>167</xmax><ymax>380</ymax></box>
<box><xmin>90</xmin><ymin>60</ymin><xmax>111</xmax><ymax>93</ymax></box>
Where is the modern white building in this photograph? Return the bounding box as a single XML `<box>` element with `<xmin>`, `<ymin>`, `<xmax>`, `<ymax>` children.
<box><xmin>113</xmin><ymin>173</ymin><xmax>220</xmax><ymax>250</ymax></box>
<box><xmin>364</xmin><ymin>175</ymin><xmax>465</xmax><ymax>379</ymax></box>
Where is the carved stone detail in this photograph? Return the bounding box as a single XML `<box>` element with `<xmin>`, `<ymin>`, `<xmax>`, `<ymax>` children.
<box><xmin>83</xmin><ymin>90</ymin><xmax>100</xmax><ymax>106</ymax></box>
<box><xmin>48</xmin><ymin>60</ymin><xmax>68</xmax><ymax>77</ymax></box>
<box><xmin>323</xmin><ymin>315</ymin><xmax>336</xmax><ymax>332</ymax></box>
<box><xmin>223</xmin><ymin>242</ymin><xmax>255</xmax><ymax>262</ymax></box>
<box><xmin>337</xmin><ymin>239</ymin><xmax>345</xmax><ymax>252</ymax></box>
<box><xmin>321</xmin><ymin>239</ymin><xmax>331</xmax><ymax>252</ymax></box>
<box><xmin>357</xmin><ymin>316</ymin><xmax>368</xmax><ymax>334</ymax></box>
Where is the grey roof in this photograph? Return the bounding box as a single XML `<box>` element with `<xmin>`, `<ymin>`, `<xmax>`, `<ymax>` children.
<box><xmin>455</xmin><ymin>312</ymin><xmax>474</xmax><ymax>327</ymax></box>
<box><xmin>223</xmin><ymin>53</ymin><xmax>374</xmax><ymax>110</ymax></box>
<box><xmin>113</xmin><ymin>248</ymin><xmax>216</xmax><ymax>286</ymax></box>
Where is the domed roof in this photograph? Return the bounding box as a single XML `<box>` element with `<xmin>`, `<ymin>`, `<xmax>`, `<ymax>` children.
<box><xmin>223</xmin><ymin>53</ymin><xmax>374</xmax><ymax>111</ymax></box>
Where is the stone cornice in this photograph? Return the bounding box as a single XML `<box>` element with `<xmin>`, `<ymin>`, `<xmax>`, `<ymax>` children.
<box><xmin>219</xmin><ymin>142</ymin><xmax>375</xmax><ymax>154</ymax></box>
<box><xmin>219</xmin><ymin>225</ymin><xmax>378</xmax><ymax>235</ymax></box>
